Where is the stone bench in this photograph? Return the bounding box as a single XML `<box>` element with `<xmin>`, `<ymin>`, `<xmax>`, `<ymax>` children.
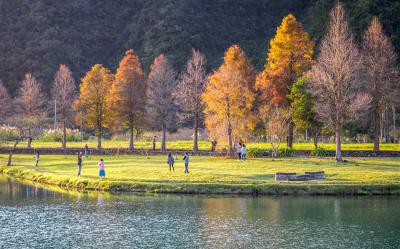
<box><xmin>305</xmin><ymin>171</ymin><xmax>325</xmax><ymax>179</ymax></box>
<box><xmin>275</xmin><ymin>171</ymin><xmax>325</xmax><ymax>181</ymax></box>
<box><xmin>275</xmin><ymin>172</ymin><xmax>297</xmax><ymax>181</ymax></box>
<box><xmin>288</xmin><ymin>174</ymin><xmax>314</xmax><ymax>181</ymax></box>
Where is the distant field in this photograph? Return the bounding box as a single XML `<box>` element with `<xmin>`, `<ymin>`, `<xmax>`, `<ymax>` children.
<box><xmin>1</xmin><ymin>140</ymin><xmax>400</xmax><ymax>151</ymax></box>
<box><xmin>1</xmin><ymin>154</ymin><xmax>400</xmax><ymax>195</ymax></box>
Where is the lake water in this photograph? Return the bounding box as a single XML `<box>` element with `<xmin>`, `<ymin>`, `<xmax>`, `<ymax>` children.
<box><xmin>0</xmin><ymin>175</ymin><xmax>399</xmax><ymax>249</ymax></box>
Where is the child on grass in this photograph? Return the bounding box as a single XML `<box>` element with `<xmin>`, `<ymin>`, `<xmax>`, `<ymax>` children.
<box><xmin>98</xmin><ymin>159</ymin><xmax>105</xmax><ymax>179</ymax></box>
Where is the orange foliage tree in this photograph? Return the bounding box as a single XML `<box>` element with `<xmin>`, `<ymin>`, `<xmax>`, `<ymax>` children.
<box><xmin>74</xmin><ymin>64</ymin><xmax>113</xmax><ymax>149</ymax></box>
<box><xmin>202</xmin><ymin>45</ymin><xmax>256</xmax><ymax>156</ymax></box>
<box><xmin>256</xmin><ymin>14</ymin><xmax>314</xmax><ymax>148</ymax></box>
<box><xmin>107</xmin><ymin>50</ymin><xmax>147</xmax><ymax>151</ymax></box>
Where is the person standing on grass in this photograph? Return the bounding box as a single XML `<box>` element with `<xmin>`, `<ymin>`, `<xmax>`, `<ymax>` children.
<box><xmin>77</xmin><ymin>151</ymin><xmax>83</xmax><ymax>177</ymax></box>
<box><xmin>84</xmin><ymin>144</ymin><xmax>90</xmax><ymax>159</ymax></box>
<box><xmin>235</xmin><ymin>142</ymin><xmax>242</xmax><ymax>160</ymax></box>
<box><xmin>241</xmin><ymin>144</ymin><xmax>247</xmax><ymax>161</ymax></box>
<box><xmin>152</xmin><ymin>136</ymin><xmax>157</xmax><ymax>150</ymax></box>
<box><xmin>183</xmin><ymin>152</ymin><xmax>190</xmax><ymax>175</ymax></box>
<box><xmin>98</xmin><ymin>159</ymin><xmax>105</xmax><ymax>179</ymax></box>
<box><xmin>167</xmin><ymin>152</ymin><xmax>175</xmax><ymax>172</ymax></box>
<box><xmin>34</xmin><ymin>150</ymin><xmax>40</xmax><ymax>167</ymax></box>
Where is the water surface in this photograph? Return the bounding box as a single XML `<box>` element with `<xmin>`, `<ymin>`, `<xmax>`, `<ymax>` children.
<box><xmin>0</xmin><ymin>175</ymin><xmax>399</xmax><ymax>248</ymax></box>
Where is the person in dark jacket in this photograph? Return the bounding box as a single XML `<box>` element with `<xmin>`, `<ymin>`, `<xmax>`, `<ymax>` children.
<box><xmin>77</xmin><ymin>151</ymin><xmax>83</xmax><ymax>177</ymax></box>
<box><xmin>84</xmin><ymin>144</ymin><xmax>90</xmax><ymax>159</ymax></box>
<box><xmin>152</xmin><ymin>136</ymin><xmax>157</xmax><ymax>150</ymax></box>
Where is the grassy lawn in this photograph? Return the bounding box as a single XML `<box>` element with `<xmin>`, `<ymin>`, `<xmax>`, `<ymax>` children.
<box><xmin>1</xmin><ymin>140</ymin><xmax>400</xmax><ymax>151</ymax></box>
<box><xmin>1</xmin><ymin>154</ymin><xmax>400</xmax><ymax>195</ymax></box>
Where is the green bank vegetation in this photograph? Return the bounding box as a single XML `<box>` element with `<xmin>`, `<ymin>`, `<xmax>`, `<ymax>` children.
<box><xmin>1</xmin><ymin>154</ymin><xmax>400</xmax><ymax>195</ymax></box>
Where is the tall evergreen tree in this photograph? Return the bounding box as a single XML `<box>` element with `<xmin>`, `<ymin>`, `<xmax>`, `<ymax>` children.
<box><xmin>256</xmin><ymin>14</ymin><xmax>314</xmax><ymax>148</ymax></box>
<box><xmin>107</xmin><ymin>50</ymin><xmax>147</xmax><ymax>151</ymax></box>
<box><xmin>202</xmin><ymin>45</ymin><xmax>256</xmax><ymax>156</ymax></box>
<box><xmin>74</xmin><ymin>64</ymin><xmax>113</xmax><ymax>149</ymax></box>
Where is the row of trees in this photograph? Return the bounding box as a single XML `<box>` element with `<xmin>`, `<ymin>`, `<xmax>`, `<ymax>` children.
<box><xmin>203</xmin><ymin>2</ymin><xmax>399</xmax><ymax>161</ymax></box>
<box><xmin>1</xmin><ymin>2</ymin><xmax>399</xmax><ymax>161</ymax></box>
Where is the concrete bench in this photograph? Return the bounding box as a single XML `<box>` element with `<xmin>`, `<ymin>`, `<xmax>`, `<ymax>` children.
<box><xmin>288</xmin><ymin>174</ymin><xmax>314</xmax><ymax>181</ymax></box>
<box><xmin>275</xmin><ymin>172</ymin><xmax>297</xmax><ymax>181</ymax></box>
<box><xmin>305</xmin><ymin>171</ymin><xmax>325</xmax><ymax>179</ymax></box>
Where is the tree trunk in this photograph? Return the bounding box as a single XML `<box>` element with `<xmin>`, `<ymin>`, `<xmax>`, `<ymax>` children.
<box><xmin>313</xmin><ymin>132</ymin><xmax>318</xmax><ymax>150</ymax></box>
<box><xmin>287</xmin><ymin>121</ymin><xmax>294</xmax><ymax>148</ymax></box>
<box><xmin>129</xmin><ymin>125</ymin><xmax>134</xmax><ymax>151</ymax></box>
<box><xmin>373</xmin><ymin>106</ymin><xmax>380</xmax><ymax>151</ymax></box>
<box><xmin>385</xmin><ymin>105</ymin><xmax>390</xmax><ymax>143</ymax></box>
<box><xmin>193</xmin><ymin>115</ymin><xmax>199</xmax><ymax>153</ymax></box>
<box><xmin>27</xmin><ymin>129</ymin><xmax>32</xmax><ymax>148</ymax></box>
<box><xmin>161</xmin><ymin>123</ymin><xmax>166</xmax><ymax>152</ymax></box>
<box><xmin>335</xmin><ymin>126</ymin><xmax>342</xmax><ymax>162</ymax></box>
<box><xmin>97</xmin><ymin>125</ymin><xmax>102</xmax><ymax>150</ymax></box>
<box><xmin>7</xmin><ymin>140</ymin><xmax>20</xmax><ymax>166</ymax></box>
<box><xmin>227</xmin><ymin>126</ymin><xmax>233</xmax><ymax>157</ymax></box>
<box><xmin>62</xmin><ymin>120</ymin><xmax>67</xmax><ymax>149</ymax></box>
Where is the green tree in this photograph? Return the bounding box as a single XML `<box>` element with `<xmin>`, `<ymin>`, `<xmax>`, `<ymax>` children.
<box><xmin>289</xmin><ymin>77</ymin><xmax>322</xmax><ymax>149</ymax></box>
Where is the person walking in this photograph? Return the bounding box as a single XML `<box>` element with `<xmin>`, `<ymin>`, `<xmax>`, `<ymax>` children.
<box><xmin>235</xmin><ymin>142</ymin><xmax>242</xmax><ymax>160</ymax></box>
<box><xmin>98</xmin><ymin>159</ymin><xmax>105</xmax><ymax>179</ymax></box>
<box><xmin>34</xmin><ymin>150</ymin><xmax>40</xmax><ymax>167</ymax></box>
<box><xmin>84</xmin><ymin>144</ymin><xmax>90</xmax><ymax>159</ymax></box>
<box><xmin>183</xmin><ymin>152</ymin><xmax>190</xmax><ymax>175</ymax></box>
<box><xmin>77</xmin><ymin>151</ymin><xmax>83</xmax><ymax>177</ymax></box>
<box><xmin>241</xmin><ymin>144</ymin><xmax>247</xmax><ymax>161</ymax></box>
<box><xmin>167</xmin><ymin>152</ymin><xmax>175</xmax><ymax>172</ymax></box>
<box><xmin>152</xmin><ymin>136</ymin><xmax>157</xmax><ymax>150</ymax></box>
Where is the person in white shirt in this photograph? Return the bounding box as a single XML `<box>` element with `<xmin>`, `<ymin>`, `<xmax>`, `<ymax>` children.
<box><xmin>241</xmin><ymin>144</ymin><xmax>247</xmax><ymax>161</ymax></box>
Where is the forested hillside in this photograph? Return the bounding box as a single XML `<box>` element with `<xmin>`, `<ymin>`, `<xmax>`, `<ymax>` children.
<box><xmin>0</xmin><ymin>0</ymin><xmax>399</xmax><ymax>94</ymax></box>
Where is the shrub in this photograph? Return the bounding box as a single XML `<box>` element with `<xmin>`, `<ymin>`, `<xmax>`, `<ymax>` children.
<box><xmin>311</xmin><ymin>147</ymin><xmax>329</xmax><ymax>157</ymax></box>
<box><xmin>0</xmin><ymin>125</ymin><xmax>20</xmax><ymax>141</ymax></box>
<box><xmin>247</xmin><ymin>148</ymin><xmax>266</xmax><ymax>158</ymax></box>
<box><xmin>41</xmin><ymin>128</ymin><xmax>84</xmax><ymax>142</ymax></box>
<box><xmin>278</xmin><ymin>147</ymin><xmax>296</xmax><ymax>157</ymax></box>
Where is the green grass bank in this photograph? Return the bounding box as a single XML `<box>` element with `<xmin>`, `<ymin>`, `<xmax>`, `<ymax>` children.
<box><xmin>1</xmin><ymin>154</ymin><xmax>400</xmax><ymax>195</ymax></box>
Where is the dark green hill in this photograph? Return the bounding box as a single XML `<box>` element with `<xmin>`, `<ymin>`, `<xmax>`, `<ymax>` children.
<box><xmin>0</xmin><ymin>0</ymin><xmax>398</xmax><ymax>95</ymax></box>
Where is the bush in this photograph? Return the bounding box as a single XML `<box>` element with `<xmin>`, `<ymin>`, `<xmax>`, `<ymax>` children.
<box><xmin>0</xmin><ymin>125</ymin><xmax>20</xmax><ymax>141</ymax></box>
<box><xmin>278</xmin><ymin>147</ymin><xmax>296</xmax><ymax>157</ymax></box>
<box><xmin>311</xmin><ymin>147</ymin><xmax>329</xmax><ymax>157</ymax></box>
<box><xmin>247</xmin><ymin>148</ymin><xmax>266</xmax><ymax>158</ymax></box>
<box><xmin>41</xmin><ymin>128</ymin><xmax>84</xmax><ymax>142</ymax></box>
